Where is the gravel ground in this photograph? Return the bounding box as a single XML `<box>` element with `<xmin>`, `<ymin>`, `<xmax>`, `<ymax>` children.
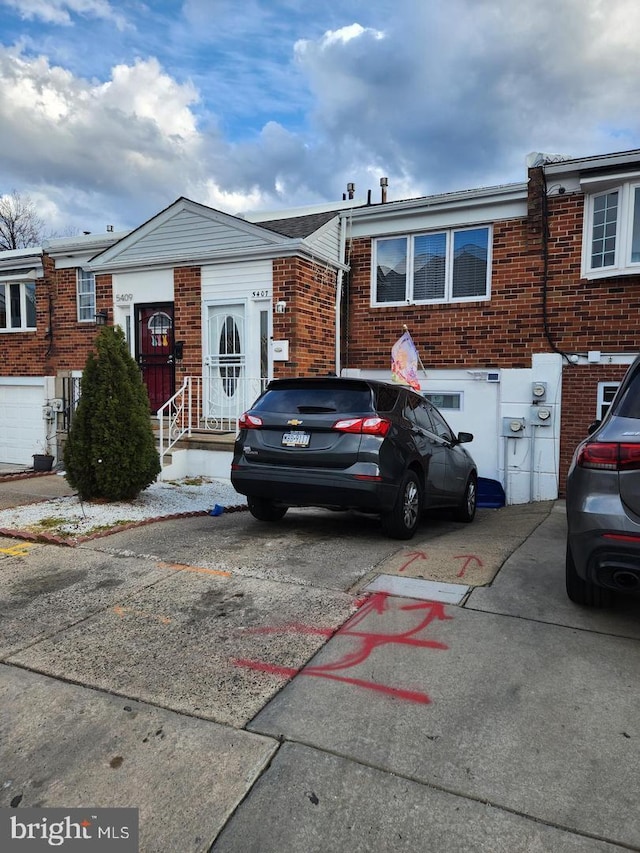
<box><xmin>0</xmin><ymin>476</ymin><xmax>244</xmax><ymax>539</ymax></box>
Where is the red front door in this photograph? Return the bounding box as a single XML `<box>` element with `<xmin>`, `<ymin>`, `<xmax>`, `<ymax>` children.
<box><xmin>135</xmin><ymin>303</ymin><xmax>175</xmax><ymax>413</ymax></box>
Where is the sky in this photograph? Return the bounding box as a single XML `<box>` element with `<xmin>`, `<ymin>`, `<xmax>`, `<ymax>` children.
<box><xmin>1</xmin><ymin>0</ymin><xmax>640</xmax><ymax>237</ymax></box>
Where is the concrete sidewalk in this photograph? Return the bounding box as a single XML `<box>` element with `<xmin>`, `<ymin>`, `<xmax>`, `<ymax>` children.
<box><xmin>1</xmin><ymin>491</ymin><xmax>639</xmax><ymax>851</ymax></box>
<box><xmin>0</xmin><ymin>470</ymin><xmax>75</xmax><ymax>509</ymax></box>
<box><xmin>218</xmin><ymin>504</ymin><xmax>640</xmax><ymax>852</ymax></box>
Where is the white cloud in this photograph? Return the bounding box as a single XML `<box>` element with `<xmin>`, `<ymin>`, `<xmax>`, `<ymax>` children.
<box><xmin>2</xmin><ymin>0</ymin><xmax>640</xmax><ymax>235</ymax></box>
<box><xmin>2</xmin><ymin>0</ymin><xmax>128</xmax><ymax>28</ymax></box>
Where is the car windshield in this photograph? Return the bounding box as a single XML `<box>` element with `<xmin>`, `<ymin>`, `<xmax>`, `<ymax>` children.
<box><xmin>252</xmin><ymin>385</ymin><xmax>373</xmax><ymax>415</ymax></box>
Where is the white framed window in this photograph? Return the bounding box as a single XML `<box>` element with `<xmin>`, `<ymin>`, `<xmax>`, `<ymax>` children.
<box><xmin>582</xmin><ymin>180</ymin><xmax>640</xmax><ymax>278</ymax></box>
<box><xmin>77</xmin><ymin>268</ymin><xmax>96</xmax><ymax>322</ymax></box>
<box><xmin>372</xmin><ymin>225</ymin><xmax>491</xmax><ymax>306</ymax></box>
<box><xmin>597</xmin><ymin>382</ymin><xmax>620</xmax><ymax>420</ymax></box>
<box><xmin>423</xmin><ymin>391</ymin><xmax>463</xmax><ymax>411</ymax></box>
<box><xmin>0</xmin><ymin>281</ymin><xmax>36</xmax><ymax>331</ymax></box>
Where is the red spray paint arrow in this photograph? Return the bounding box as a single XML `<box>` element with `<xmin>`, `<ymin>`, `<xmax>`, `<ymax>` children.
<box><xmin>397</xmin><ymin>550</ymin><xmax>428</xmax><ymax>572</ymax></box>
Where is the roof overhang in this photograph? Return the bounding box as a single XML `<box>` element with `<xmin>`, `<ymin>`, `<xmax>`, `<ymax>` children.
<box><xmin>0</xmin><ymin>247</ymin><xmax>43</xmax><ymax>278</ymax></box>
<box><xmin>543</xmin><ymin>149</ymin><xmax>640</xmax><ymax>180</ymax></box>
<box><xmin>88</xmin><ymin>239</ymin><xmax>349</xmax><ymax>275</ymax></box>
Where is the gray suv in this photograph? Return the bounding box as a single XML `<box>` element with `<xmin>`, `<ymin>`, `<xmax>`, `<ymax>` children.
<box><xmin>566</xmin><ymin>353</ymin><xmax>640</xmax><ymax>606</ymax></box>
<box><xmin>231</xmin><ymin>377</ymin><xmax>477</xmax><ymax>539</ymax></box>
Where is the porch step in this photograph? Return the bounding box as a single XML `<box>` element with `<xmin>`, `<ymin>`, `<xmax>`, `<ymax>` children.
<box><xmin>173</xmin><ymin>431</ymin><xmax>236</xmax><ymax>452</ymax></box>
<box><xmin>152</xmin><ymin>423</ymin><xmax>236</xmax><ymax>454</ymax></box>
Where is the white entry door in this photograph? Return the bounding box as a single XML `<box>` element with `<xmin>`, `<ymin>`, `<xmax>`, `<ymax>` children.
<box><xmin>205</xmin><ymin>303</ymin><xmax>269</xmax><ymax>429</ymax></box>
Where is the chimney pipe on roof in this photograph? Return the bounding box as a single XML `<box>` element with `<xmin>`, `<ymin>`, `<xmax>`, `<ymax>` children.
<box><xmin>380</xmin><ymin>177</ymin><xmax>388</xmax><ymax>203</ymax></box>
<box><xmin>347</xmin><ymin>182</ymin><xmax>355</xmax><ymax>200</ymax></box>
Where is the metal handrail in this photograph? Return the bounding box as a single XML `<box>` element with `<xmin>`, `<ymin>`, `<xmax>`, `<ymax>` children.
<box><xmin>157</xmin><ymin>377</ymin><xmax>192</xmax><ymax>468</ymax></box>
<box><xmin>156</xmin><ymin>375</ymin><xmax>266</xmax><ymax>467</ymax></box>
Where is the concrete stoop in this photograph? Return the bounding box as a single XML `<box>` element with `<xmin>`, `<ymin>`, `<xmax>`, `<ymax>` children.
<box><xmin>155</xmin><ymin>427</ymin><xmax>236</xmax><ymax>481</ymax></box>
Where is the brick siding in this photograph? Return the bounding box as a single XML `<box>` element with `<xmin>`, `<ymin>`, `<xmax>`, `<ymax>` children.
<box><xmin>272</xmin><ymin>257</ymin><xmax>337</xmax><ymax>377</ymax></box>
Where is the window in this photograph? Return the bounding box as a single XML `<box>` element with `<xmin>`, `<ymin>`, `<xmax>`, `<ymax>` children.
<box><xmin>0</xmin><ymin>281</ymin><xmax>36</xmax><ymax>331</ymax></box>
<box><xmin>428</xmin><ymin>405</ymin><xmax>455</xmax><ymax>442</ymax></box>
<box><xmin>373</xmin><ymin>226</ymin><xmax>491</xmax><ymax>305</ymax></box>
<box><xmin>77</xmin><ymin>269</ymin><xmax>96</xmax><ymax>322</ymax></box>
<box><xmin>597</xmin><ymin>382</ymin><xmax>620</xmax><ymax>420</ymax></box>
<box><xmin>583</xmin><ymin>181</ymin><xmax>640</xmax><ymax>278</ymax></box>
<box><xmin>423</xmin><ymin>392</ymin><xmax>462</xmax><ymax>411</ymax></box>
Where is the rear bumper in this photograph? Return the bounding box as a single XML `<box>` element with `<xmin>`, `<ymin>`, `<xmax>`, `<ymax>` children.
<box><xmin>231</xmin><ymin>461</ymin><xmax>399</xmax><ymax>513</ymax></box>
<box><xmin>566</xmin><ymin>488</ymin><xmax>640</xmax><ymax>593</ymax></box>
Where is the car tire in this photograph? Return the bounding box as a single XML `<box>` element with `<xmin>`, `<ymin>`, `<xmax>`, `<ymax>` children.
<box><xmin>382</xmin><ymin>470</ymin><xmax>422</xmax><ymax>540</ymax></box>
<box><xmin>565</xmin><ymin>542</ymin><xmax>611</xmax><ymax>607</ymax></box>
<box><xmin>247</xmin><ymin>496</ymin><xmax>288</xmax><ymax>522</ymax></box>
<box><xmin>453</xmin><ymin>474</ymin><xmax>477</xmax><ymax>523</ymax></box>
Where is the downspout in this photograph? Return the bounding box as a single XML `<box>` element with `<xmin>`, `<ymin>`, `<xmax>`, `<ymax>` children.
<box><xmin>335</xmin><ymin>212</ymin><xmax>348</xmax><ymax>376</ymax></box>
<box><xmin>540</xmin><ymin>167</ymin><xmax>571</xmax><ymax>363</ymax></box>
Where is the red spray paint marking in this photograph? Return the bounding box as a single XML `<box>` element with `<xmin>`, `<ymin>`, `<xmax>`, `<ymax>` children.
<box><xmin>232</xmin><ymin>592</ymin><xmax>452</xmax><ymax>705</ymax></box>
<box><xmin>454</xmin><ymin>554</ymin><xmax>483</xmax><ymax>578</ymax></box>
<box><xmin>240</xmin><ymin>622</ymin><xmax>334</xmax><ymax>637</ymax></box>
<box><xmin>232</xmin><ymin>658</ymin><xmax>432</xmax><ymax>704</ymax></box>
<box><xmin>397</xmin><ymin>550</ymin><xmax>428</xmax><ymax>572</ymax></box>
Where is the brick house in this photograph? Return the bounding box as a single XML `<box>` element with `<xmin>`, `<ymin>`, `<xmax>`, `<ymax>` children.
<box><xmin>1</xmin><ymin>149</ymin><xmax>639</xmax><ymax>503</ymax></box>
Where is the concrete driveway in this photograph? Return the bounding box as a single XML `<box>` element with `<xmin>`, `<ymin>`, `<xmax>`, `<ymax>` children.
<box><xmin>1</xmin><ymin>500</ymin><xmax>639</xmax><ymax>851</ymax></box>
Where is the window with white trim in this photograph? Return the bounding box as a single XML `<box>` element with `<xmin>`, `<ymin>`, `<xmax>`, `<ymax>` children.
<box><xmin>423</xmin><ymin>392</ymin><xmax>462</xmax><ymax>411</ymax></box>
<box><xmin>77</xmin><ymin>268</ymin><xmax>96</xmax><ymax>322</ymax></box>
<box><xmin>0</xmin><ymin>281</ymin><xmax>36</xmax><ymax>331</ymax></box>
<box><xmin>597</xmin><ymin>382</ymin><xmax>620</xmax><ymax>420</ymax></box>
<box><xmin>373</xmin><ymin>226</ymin><xmax>491</xmax><ymax>306</ymax></box>
<box><xmin>583</xmin><ymin>181</ymin><xmax>640</xmax><ymax>278</ymax></box>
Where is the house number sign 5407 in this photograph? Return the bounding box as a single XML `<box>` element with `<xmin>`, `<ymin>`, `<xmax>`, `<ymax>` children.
<box><xmin>251</xmin><ymin>289</ymin><xmax>270</xmax><ymax>299</ymax></box>
<box><xmin>116</xmin><ymin>293</ymin><xmax>134</xmax><ymax>303</ymax></box>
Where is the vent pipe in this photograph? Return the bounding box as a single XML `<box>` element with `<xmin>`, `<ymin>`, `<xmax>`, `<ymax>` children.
<box><xmin>380</xmin><ymin>177</ymin><xmax>388</xmax><ymax>203</ymax></box>
<box><xmin>347</xmin><ymin>182</ymin><xmax>355</xmax><ymax>200</ymax></box>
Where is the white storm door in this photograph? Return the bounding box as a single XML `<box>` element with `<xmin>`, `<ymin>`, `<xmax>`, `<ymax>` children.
<box><xmin>205</xmin><ymin>304</ymin><xmax>246</xmax><ymax>429</ymax></box>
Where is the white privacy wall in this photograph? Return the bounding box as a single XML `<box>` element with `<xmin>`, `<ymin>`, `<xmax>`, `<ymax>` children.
<box><xmin>359</xmin><ymin>351</ymin><xmax>563</xmax><ymax>505</ymax></box>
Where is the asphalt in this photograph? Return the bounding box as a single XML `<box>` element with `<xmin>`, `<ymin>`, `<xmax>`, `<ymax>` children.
<box><xmin>1</xmin><ymin>474</ymin><xmax>639</xmax><ymax>852</ymax></box>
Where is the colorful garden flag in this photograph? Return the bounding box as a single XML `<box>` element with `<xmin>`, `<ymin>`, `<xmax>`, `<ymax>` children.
<box><xmin>391</xmin><ymin>331</ymin><xmax>421</xmax><ymax>390</ymax></box>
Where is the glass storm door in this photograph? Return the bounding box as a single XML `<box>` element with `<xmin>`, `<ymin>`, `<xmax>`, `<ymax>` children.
<box><xmin>205</xmin><ymin>305</ymin><xmax>246</xmax><ymax>428</ymax></box>
<box><xmin>135</xmin><ymin>303</ymin><xmax>175</xmax><ymax>414</ymax></box>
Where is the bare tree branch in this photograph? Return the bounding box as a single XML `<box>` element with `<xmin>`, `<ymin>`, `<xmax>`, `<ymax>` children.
<box><xmin>0</xmin><ymin>190</ymin><xmax>46</xmax><ymax>250</ymax></box>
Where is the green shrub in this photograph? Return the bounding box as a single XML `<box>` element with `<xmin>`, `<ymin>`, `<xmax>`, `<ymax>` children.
<box><xmin>64</xmin><ymin>326</ymin><xmax>161</xmax><ymax>500</ymax></box>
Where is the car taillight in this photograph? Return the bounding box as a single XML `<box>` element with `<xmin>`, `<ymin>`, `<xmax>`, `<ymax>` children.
<box><xmin>577</xmin><ymin>442</ymin><xmax>640</xmax><ymax>471</ymax></box>
<box><xmin>238</xmin><ymin>412</ymin><xmax>263</xmax><ymax>429</ymax></box>
<box><xmin>332</xmin><ymin>416</ymin><xmax>391</xmax><ymax>436</ymax></box>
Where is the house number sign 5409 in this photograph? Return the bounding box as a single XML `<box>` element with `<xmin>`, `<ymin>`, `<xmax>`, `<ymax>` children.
<box><xmin>116</xmin><ymin>293</ymin><xmax>134</xmax><ymax>303</ymax></box>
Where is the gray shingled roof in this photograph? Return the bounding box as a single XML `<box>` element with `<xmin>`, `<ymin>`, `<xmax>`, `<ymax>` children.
<box><xmin>253</xmin><ymin>210</ymin><xmax>341</xmax><ymax>238</ymax></box>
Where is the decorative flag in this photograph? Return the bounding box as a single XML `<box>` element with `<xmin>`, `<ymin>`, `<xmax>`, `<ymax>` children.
<box><xmin>391</xmin><ymin>331</ymin><xmax>421</xmax><ymax>391</ymax></box>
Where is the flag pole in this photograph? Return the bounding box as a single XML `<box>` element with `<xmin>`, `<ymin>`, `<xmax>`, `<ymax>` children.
<box><xmin>402</xmin><ymin>325</ymin><xmax>428</xmax><ymax>378</ymax></box>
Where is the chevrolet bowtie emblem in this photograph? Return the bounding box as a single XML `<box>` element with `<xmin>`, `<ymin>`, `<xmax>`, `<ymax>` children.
<box><xmin>287</xmin><ymin>419</ymin><xmax>303</xmax><ymax>426</ymax></box>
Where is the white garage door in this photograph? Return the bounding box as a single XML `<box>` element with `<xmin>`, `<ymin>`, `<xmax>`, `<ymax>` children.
<box><xmin>0</xmin><ymin>379</ymin><xmax>47</xmax><ymax>464</ymax></box>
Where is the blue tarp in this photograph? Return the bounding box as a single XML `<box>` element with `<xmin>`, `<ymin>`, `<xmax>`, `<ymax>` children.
<box><xmin>477</xmin><ymin>477</ymin><xmax>505</xmax><ymax>508</ymax></box>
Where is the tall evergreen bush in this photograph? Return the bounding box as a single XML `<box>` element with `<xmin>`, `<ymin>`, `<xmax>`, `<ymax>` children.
<box><xmin>64</xmin><ymin>326</ymin><xmax>161</xmax><ymax>500</ymax></box>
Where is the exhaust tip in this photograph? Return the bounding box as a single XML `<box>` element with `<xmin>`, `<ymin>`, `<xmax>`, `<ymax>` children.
<box><xmin>612</xmin><ymin>570</ymin><xmax>640</xmax><ymax>590</ymax></box>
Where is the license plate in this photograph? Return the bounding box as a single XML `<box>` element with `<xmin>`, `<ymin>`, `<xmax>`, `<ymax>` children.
<box><xmin>282</xmin><ymin>431</ymin><xmax>311</xmax><ymax>447</ymax></box>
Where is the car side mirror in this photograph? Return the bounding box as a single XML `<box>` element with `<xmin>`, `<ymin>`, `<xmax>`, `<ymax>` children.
<box><xmin>587</xmin><ymin>420</ymin><xmax>601</xmax><ymax>435</ymax></box>
<box><xmin>456</xmin><ymin>431</ymin><xmax>474</xmax><ymax>444</ymax></box>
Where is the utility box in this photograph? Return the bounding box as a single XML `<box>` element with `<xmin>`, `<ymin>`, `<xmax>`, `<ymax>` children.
<box><xmin>531</xmin><ymin>381</ymin><xmax>547</xmax><ymax>402</ymax></box>
<box><xmin>529</xmin><ymin>405</ymin><xmax>553</xmax><ymax>426</ymax></box>
<box><xmin>502</xmin><ymin>417</ymin><xmax>526</xmax><ymax>437</ymax></box>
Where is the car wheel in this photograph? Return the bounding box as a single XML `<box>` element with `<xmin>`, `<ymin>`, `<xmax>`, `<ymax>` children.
<box><xmin>453</xmin><ymin>474</ymin><xmax>477</xmax><ymax>522</ymax></box>
<box><xmin>247</xmin><ymin>496</ymin><xmax>288</xmax><ymax>522</ymax></box>
<box><xmin>565</xmin><ymin>542</ymin><xmax>611</xmax><ymax>607</ymax></box>
<box><xmin>382</xmin><ymin>470</ymin><xmax>422</xmax><ymax>540</ymax></box>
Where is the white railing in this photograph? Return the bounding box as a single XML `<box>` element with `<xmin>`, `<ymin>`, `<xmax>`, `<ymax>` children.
<box><xmin>201</xmin><ymin>373</ymin><xmax>267</xmax><ymax>432</ymax></box>
<box><xmin>157</xmin><ymin>377</ymin><xmax>194</xmax><ymax>468</ymax></box>
<box><xmin>156</xmin><ymin>376</ymin><xmax>267</xmax><ymax>467</ymax></box>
